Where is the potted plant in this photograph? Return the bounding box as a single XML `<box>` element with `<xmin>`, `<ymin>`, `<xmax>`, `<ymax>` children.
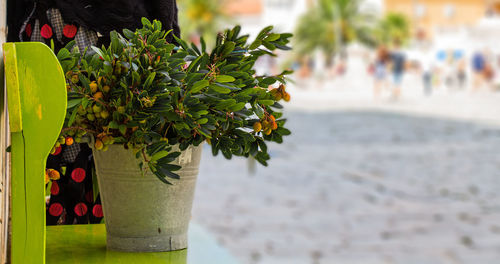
<box><xmin>53</xmin><ymin>18</ymin><xmax>293</xmax><ymax>252</ymax></box>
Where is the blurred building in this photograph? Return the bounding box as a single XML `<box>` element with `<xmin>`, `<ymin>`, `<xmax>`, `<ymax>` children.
<box><xmin>384</xmin><ymin>0</ymin><xmax>500</xmax><ymax>40</ymax></box>
<box><xmin>225</xmin><ymin>0</ymin><xmax>263</xmax><ymax>16</ymax></box>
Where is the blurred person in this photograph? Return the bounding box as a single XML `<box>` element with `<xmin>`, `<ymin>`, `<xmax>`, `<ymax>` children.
<box><xmin>298</xmin><ymin>56</ymin><xmax>312</xmax><ymax>79</ymax></box>
<box><xmin>420</xmin><ymin>46</ymin><xmax>435</xmax><ymax>96</ymax></box>
<box><xmin>373</xmin><ymin>46</ymin><xmax>389</xmax><ymax>98</ymax></box>
<box><xmin>471</xmin><ymin>51</ymin><xmax>486</xmax><ymax>91</ymax></box>
<box><xmin>390</xmin><ymin>39</ymin><xmax>406</xmax><ymax>99</ymax></box>
<box><xmin>457</xmin><ymin>58</ymin><xmax>467</xmax><ymax>90</ymax></box>
<box><xmin>483</xmin><ymin>62</ymin><xmax>495</xmax><ymax>90</ymax></box>
<box><xmin>336</xmin><ymin>58</ymin><xmax>347</xmax><ymax>77</ymax></box>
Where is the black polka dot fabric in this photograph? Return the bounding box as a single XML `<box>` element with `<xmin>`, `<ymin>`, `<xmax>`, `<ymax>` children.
<box><xmin>18</xmin><ymin>3</ymin><xmax>103</xmax><ymax>225</ymax></box>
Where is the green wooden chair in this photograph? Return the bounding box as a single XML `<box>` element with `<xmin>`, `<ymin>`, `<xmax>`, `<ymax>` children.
<box><xmin>4</xmin><ymin>42</ymin><xmax>237</xmax><ymax>264</ymax></box>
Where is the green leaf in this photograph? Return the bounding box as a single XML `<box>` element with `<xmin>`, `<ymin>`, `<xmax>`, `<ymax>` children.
<box><xmin>215</xmin><ymin>99</ymin><xmax>237</xmax><ymax>109</ymax></box>
<box><xmin>67</xmin><ymin>99</ymin><xmax>82</xmax><ymax>109</ymax></box>
<box><xmin>221</xmin><ymin>41</ymin><xmax>236</xmax><ymax>56</ymax></box>
<box><xmin>191</xmin><ymin>80</ymin><xmax>209</xmax><ymax>93</ymax></box>
<box><xmin>144</xmin><ymin>72</ymin><xmax>156</xmax><ymax>88</ymax></box>
<box><xmin>257</xmin><ymin>26</ymin><xmax>274</xmax><ymax>39</ymax></box>
<box><xmin>123</xmin><ymin>28</ymin><xmax>135</xmax><ymax>39</ymax></box>
<box><xmin>258</xmin><ymin>100</ymin><xmax>275</xmax><ymax>106</ymax></box>
<box><xmin>141</xmin><ymin>17</ymin><xmax>152</xmax><ymax>27</ymax></box>
<box><xmin>228</xmin><ymin>102</ymin><xmax>246</xmax><ymax>112</ymax></box>
<box><xmin>119</xmin><ymin>124</ymin><xmax>127</xmax><ymax>135</ymax></box>
<box><xmin>67</xmin><ymin>109</ymin><xmax>78</xmax><ymax>127</ymax></box>
<box><xmin>216</xmin><ymin>75</ymin><xmax>235</xmax><ymax>83</ymax></box>
<box><xmin>253</xmin><ymin>104</ymin><xmax>264</xmax><ymax>118</ymax></box>
<box><xmin>197</xmin><ymin>118</ymin><xmax>208</xmax><ymax>124</ymax></box>
<box><xmin>249</xmin><ymin>40</ymin><xmax>262</xmax><ymax>50</ymax></box>
<box><xmin>209</xmin><ymin>84</ymin><xmax>231</xmax><ymax>94</ymax></box>
<box><xmin>265</xmin><ymin>33</ymin><xmax>280</xmax><ymax>42</ymax></box>
<box><xmin>108</xmin><ymin>121</ymin><xmax>119</xmax><ymax>129</ymax></box>
<box><xmin>151</xmin><ymin>151</ymin><xmax>169</xmax><ymax>162</ymax></box>
<box><xmin>200</xmin><ymin>37</ymin><xmax>207</xmax><ymax>53</ymax></box>
<box><xmin>276</xmin><ymin>127</ymin><xmax>291</xmax><ymax>136</ymax></box>
<box><xmin>56</xmin><ymin>48</ymin><xmax>70</xmax><ymax>61</ymax></box>
<box><xmin>152</xmin><ymin>170</ymin><xmax>173</xmax><ymax>185</ymax></box>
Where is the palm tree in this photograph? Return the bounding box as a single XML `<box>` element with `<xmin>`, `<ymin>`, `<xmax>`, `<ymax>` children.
<box><xmin>375</xmin><ymin>12</ymin><xmax>411</xmax><ymax>46</ymax></box>
<box><xmin>177</xmin><ymin>0</ymin><xmax>227</xmax><ymax>43</ymax></box>
<box><xmin>294</xmin><ymin>0</ymin><xmax>376</xmax><ymax>59</ymax></box>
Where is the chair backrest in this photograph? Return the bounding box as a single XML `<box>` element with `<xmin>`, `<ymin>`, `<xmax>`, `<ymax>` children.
<box><xmin>4</xmin><ymin>42</ymin><xmax>67</xmax><ymax>264</ymax></box>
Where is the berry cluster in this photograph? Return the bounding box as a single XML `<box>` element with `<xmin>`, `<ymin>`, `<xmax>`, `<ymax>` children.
<box><xmin>45</xmin><ymin>168</ymin><xmax>60</xmax><ymax>184</ymax></box>
<box><xmin>270</xmin><ymin>84</ymin><xmax>290</xmax><ymax>102</ymax></box>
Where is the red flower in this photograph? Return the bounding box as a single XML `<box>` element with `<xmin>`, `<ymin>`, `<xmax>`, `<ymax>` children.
<box><xmin>40</xmin><ymin>24</ymin><xmax>53</xmax><ymax>39</ymax></box>
<box><xmin>74</xmin><ymin>203</ymin><xmax>88</xmax><ymax>217</ymax></box>
<box><xmin>63</xmin><ymin>24</ymin><xmax>78</xmax><ymax>38</ymax></box>
<box><xmin>25</xmin><ymin>24</ymin><xmax>32</xmax><ymax>37</ymax></box>
<box><xmin>71</xmin><ymin>168</ymin><xmax>86</xmax><ymax>183</ymax></box>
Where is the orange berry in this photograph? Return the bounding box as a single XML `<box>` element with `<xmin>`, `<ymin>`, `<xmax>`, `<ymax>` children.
<box><xmin>45</xmin><ymin>171</ymin><xmax>50</xmax><ymax>184</ymax></box>
<box><xmin>264</xmin><ymin>128</ymin><xmax>272</xmax><ymax>135</ymax></box>
<box><xmin>95</xmin><ymin>139</ymin><xmax>104</xmax><ymax>150</ymax></box>
<box><xmin>283</xmin><ymin>92</ymin><xmax>291</xmax><ymax>102</ymax></box>
<box><xmin>272</xmin><ymin>121</ymin><xmax>278</xmax><ymax>130</ymax></box>
<box><xmin>269</xmin><ymin>115</ymin><xmax>276</xmax><ymax>122</ymax></box>
<box><xmin>93</xmin><ymin>92</ymin><xmax>104</xmax><ymax>101</ymax></box>
<box><xmin>48</xmin><ymin>169</ymin><xmax>60</xmax><ymax>180</ymax></box>
<box><xmin>102</xmin><ymin>85</ymin><xmax>111</xmax><ymax>93</ymax></box>
<box><xmin>65</xmin><ymin>137</ymin><xmax>74</xmax><ymax>146</ymax></box>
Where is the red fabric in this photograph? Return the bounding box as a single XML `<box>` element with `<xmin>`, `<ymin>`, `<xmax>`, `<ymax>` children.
<box><xmin>71</xmin><ymin>168</ymin><xmax>86</xmax><ymax>183</ymax></box>
<box><xmin>63</xmin><ymin>24</ymin><xmax>78</xmax><ymax>38</ymax></box>
<box><xmin>26</xmin><ymin>24</ymin><xmax>32</xmax><ymax>37</ymax></box>
<box><xmin>74</xmin><ymin>203</ymin><xmax>88</xmax><ymax>216</ymax></box>
<box><xmin>40</xmin><ymin>24</ymin><xmax>53</xmax><ymax>39</ymax></box>
<box><xmin>49</xmin><ymin>203</ymin><xmax>63</xmax><ymax>216</ymax></box>
<box><xmin>85</xmin><ymin>191</ymin><xmax>93</xmax><ymax>203</ymax></box>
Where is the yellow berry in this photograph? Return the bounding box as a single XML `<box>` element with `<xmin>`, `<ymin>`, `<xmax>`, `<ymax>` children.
<box><xmin>89</xmin><ymin>81</ymin><xmax>98</xmax><ymax>93</ymax></box>
<box><xmin>100</xmin><ymin>110</ymin><xmax>110</xmax><ymax>119</ymax></box>
<box><xmin>102</xmin><ymin>85</ymin><xmax>111</xmax><ymax>93</ymax></box>
<box><xmin>253</xmin><ymin>122</ymin><xmax>262</xmax><ymax>132</ymax></box>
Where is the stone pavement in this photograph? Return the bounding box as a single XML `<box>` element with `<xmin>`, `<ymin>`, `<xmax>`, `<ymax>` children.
<box><xmin>191</xmin><ymin>57</ymin><xmax>500</xmax><ymax>264</ymax></box>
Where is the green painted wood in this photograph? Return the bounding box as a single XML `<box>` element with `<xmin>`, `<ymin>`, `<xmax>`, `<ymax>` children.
<box><xmin>3</xmin><ymin>44</ymin><xmax>21</xmax><ymax>132</ymax></box>
<box><xmin>46</xmin><ymin>224</ymin><xmax>239</xmax><ymax>264</ymax></box>
<box><xmin>46</xmin><ymin>225</ymin><xmax>187</xmax><ymax>263</ymax></box>
<box><xmin>4</xmin><ymin>42</ymin><xmax>67</xmax><ymax>264</ymax></box>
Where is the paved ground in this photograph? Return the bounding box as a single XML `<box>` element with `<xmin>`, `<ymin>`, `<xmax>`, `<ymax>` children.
<box><xmin>191</xmin><ymin>57</ymin><xmax>500</xmax><ymax>264</ymax></box>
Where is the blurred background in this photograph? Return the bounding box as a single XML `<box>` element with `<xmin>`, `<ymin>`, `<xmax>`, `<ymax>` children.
<box><xmin>178</xmin><ymin>0</ymin><xmax>500</xmax><ymax>263</ymax></box>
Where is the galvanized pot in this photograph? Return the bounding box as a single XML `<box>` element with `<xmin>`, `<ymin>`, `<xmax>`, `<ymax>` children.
<box><xmin>92</xmin><ymin>143</ymin><xmax>202</xmax><ymax>252</ymax></box>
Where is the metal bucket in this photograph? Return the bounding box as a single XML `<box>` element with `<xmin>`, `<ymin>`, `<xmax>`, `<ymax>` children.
<box><xmin>92</xmin><ymin>143</ymin><xmax>202</xmax><ymax>252</ymax></box>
